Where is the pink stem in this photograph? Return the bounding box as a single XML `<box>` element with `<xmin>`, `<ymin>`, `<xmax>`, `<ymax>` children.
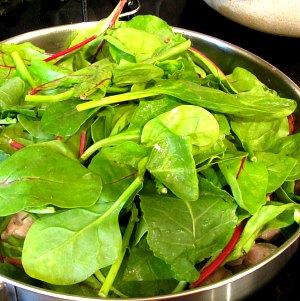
<box><xmin>44</xmin><ymin>35</ymin><xmax>98</xmax><ymax>63</ymax></box>
<box><xmin>191</xmin><ymin>223</ymin><xmax>244</xmax><ymax>287</ymax></box>
<box><xmin>236</xmin><ymin>157</ymin><xmax>247</xmax><ymax>179</ymax></box>
<box><xmin>79</xmin><ymin>131</ymin><xmax>87</xmax><ymax>156</ymax></box>
<box><xmin>92</xmin><ymin>0</ymin><xmax>128</xmax><ymax>61</ymax></box>
<box><xmin>9</xmin><ymin>139</ymin><xmax>25</xmax><ymax>150</ymax></box>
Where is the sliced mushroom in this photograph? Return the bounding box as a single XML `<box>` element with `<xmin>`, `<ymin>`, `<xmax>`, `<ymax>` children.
<box><xmin>1</xmin><ymin>212</ymin><xmax>34</xmax><ymax>240</ymax></box>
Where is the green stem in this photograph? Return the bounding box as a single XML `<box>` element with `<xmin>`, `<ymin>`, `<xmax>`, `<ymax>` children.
<box><xmin>99</xmin><ymin>175</ymin><xmax>143</xmax><ymax>231</ymax></box>
<box><xmin>25</xmin><ymin>89</ymin><xmax>74</xmax><ymax>102</ymax></box>
<box><xmin>80</xmin><ymin>132</ymin><xmax>140</xmax><ymax>161</ymax></box>
<box><xmin>99</xmin><ymin>205</ymin><xmax>138</xmax><ymax>297</ymax></box>
<box><xmin>94</xmin><ymin>270</ymin><xmax>127</xmax><ymax>298</ymax></box>
<box><xmin>76</xmin><ymin>90</ymin><xmax>159</xmax><ymax>111</ymax></box>
<box><xmin>172</xmin><ymin>281</ymin><xmax>188</xmax><ymax>293</ymax></box>
<box><xmin>146</xmin><ymin>39</ymin><xmax>191</xmax><ymax>64</ymax></box>
<box><xmin>11</xmin><ymin>51</ymin><xmax>36</xmax><ymax>88</ymax></box>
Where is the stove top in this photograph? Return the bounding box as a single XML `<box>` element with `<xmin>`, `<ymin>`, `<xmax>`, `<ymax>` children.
<box><xmin>0</xmin><ymin>1</ymin><xmax>299</xmax><ymax>300</ymax></box>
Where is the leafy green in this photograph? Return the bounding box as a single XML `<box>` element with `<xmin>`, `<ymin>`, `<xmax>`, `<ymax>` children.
<box><xmin>0</xmin><ymin>144</ymin><xmax>102</xmax><ymax>215</ymax></box>
<box><xmin>0</xmin><ymin>8</ymin><xmax>298</xmax><ymax>299</ymax></box>
<box><xmin>140</xmin><ymin>193</ymin><xmax>237</xmax><ymax>281</ymax></box>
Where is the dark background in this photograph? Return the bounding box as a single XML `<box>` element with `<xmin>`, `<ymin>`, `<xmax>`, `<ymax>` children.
<box><xmin>0</xmin><ymin>1</ymin><xmax>299</xmax><ymax>300</ymax></box>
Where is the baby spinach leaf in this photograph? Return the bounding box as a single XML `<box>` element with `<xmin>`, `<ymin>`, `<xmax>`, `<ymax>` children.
<box><xmin>0</xmin><ymin>77</ymin><xmax>25</xmax><ymax>110</ymax></box>
<box><xmin>228</xmin><ymin>202</ymin><xmax>295</xmax><ymax>261</ymax></box>
<box><xmin>230</xmin><ymin>117</ymin><xmax>289</xmax><ymax>153</ymax></box>
<box><xmin>198</xmin><ymin>176</ymin><xmax>234</xmax><ymax>203</ymax></box>
<box><xmin>120</xmin><ymin>15</ymin><xmax>183</xmax><ymax>44</ymax></box>
<box><xmin>114</xmin><ymin>237</ymin><xmax>178</xmax><ymax>298</ymax></box>
<box><xmin>255</xmin><ymin>152</ymin><xmax>297</xmax><ymax>192</ymax></box>
<box><xmin>146</xmin><ymin>134</ymin><xmax>198</xmax><ymax>201</ymax></box>
<box><xmin>100</xmin><ymin>141</ymin><xmax>149</xmax><ymax>169</ymax></box>
<box><xmin>0</xmin><ymin>144</ymin><xmax>102</xmax><ymax>216</ymax></box>
<box><xmin>18</xmin><ymin>114</ymin><xmax>54</xmax><ymax>140</ymax></box>
<box><xmin>40</xmin><ymin>100</ymin><xmax>97</xmax><ymax>136</ymax></box>
<box><xmin>227</xmin><ymin>67</ymin><xmax>278</xmax><ymax>96</ymax></box>
<box><xmin>88</xmin><ymin>147</ymin><xmax>139</xmax><ymax>204</ymax></box>
<box><xmin>140</xmin><ymin>193</ymin><xmax>237</xmax><ymax>282</ymax></box>
<box><xmin>105</xmin><ymin>27</ymin><xmax>162</xmax><ymax>63</ymax></box>
<box><xmin>112</xmin><ymin>61</ymin><xmax>164</xmax><ymax>86</ymax></box>
<box><xmin>272</xmin><ymin>133</ymin><xmax>300</xmax><ymax>180</ymax></box>
<box><xmin>79</xmin><ymin>79</ymin><xmax>296</xmax><ymax>120</ymax></box>
<box><xmin>142</xmin><ymin>105</ymin><xmax>219</xmax><ymax>149</ymax></box>
<box><xmin>219</xmin><ymin>158</ymin><xmax>268</xmax><ymax>214</ymax></box>
<box><xmin>128</xmin><ymin>97</ymin><xmax>181</xmax><ymax>133</ymax></box>
<box><xmin>22</xmin><ymin>202</ymin><xmax>122</xmax><ymax>285</ymax></box>
<box><xmin>146</xmin><ymin>79</ymin><xmax>296</xmax><ymax>120</ymax></box>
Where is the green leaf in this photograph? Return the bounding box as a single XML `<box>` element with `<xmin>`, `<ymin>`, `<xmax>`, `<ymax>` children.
<box><xmin>40</xmin><ymin>100</ymin><xmax>97</xmax><ymax>136</ymax></box>
<box><xmin>219</xmin><ymin>158</ymin><xmax>268</xmax><ymax>214</ymax></box>
<box><xmin>141</xmin><ymin>105</ymin><xmax>219</xmax><ymax>149</ymax></box>
<box><xmin>22</xmin><ymin>202</ymin><xmax>122</xmax><ymax>285</ymax></box>
<box><xmin>228</xmin><ymin>202</ymin><xmax>295</xmax><ymax>261</ymax></box>
<box><xmin>106</xmin><ymin>27</ymin><xmax>162</xmax><ymax>63</ymax></box>
<box><xmin>227</xmin><ymin>67</ymin><xmax>278</xmax><ymax>96</ymax></box>
<box><xmin>255</xmin><ymin>152</ymin><xmax>297</xmax><ymax>192</ymax></box>
<box><xmin>0</xmin><ymin>77</ymin><xmax>25</xmax><ymax>110</ymax></box>
<box><xmin>230</xmin><ymin>117</ymin><xmax>289</xmax><ymax>153</ymax></box>
<box><xmin>146</xmin><ymin>134</ymin><xmax>199</xmax><ymax>201</ymax></box>
<box><xmin>18</xmin><ymin>114</ymin><xmax>54</xmax><ymax>140</ymax></box>
<box><xmin>112</xmin><ymin>61</ymin><xmax>164</xmax><ymax>86</ymax></box>
<box><xmin>88</xmin><ymin>147</ymin><xmax>138</xmax><ymax>203</ymax></box>
<box><xmin>0</xmin><ymin>144</ymin><xmax>102</xmax><ymax>215</ymax></box>
<box><xmin>120</xmin><ymin>15</ymin><xmax>182</xmax><ymax>44</ymax></box>
<box><xmin>140</xmin><ymin>193</ymin><xmax>237</xmax><ymax>282</ymax></box>
<box><xmin>271</xmin><ymin>133</ymin><xmax>300</xmax><ymax>180</ymax></box>
<box><xmin>114</xmin><ymin>237</ymin><xmax>178</xmax><ymax>297</ymax></box>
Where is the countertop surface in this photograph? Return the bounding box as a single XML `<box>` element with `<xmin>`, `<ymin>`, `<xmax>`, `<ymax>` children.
<box><xmin>0</xmin><ymin>1</ymin><xmax>299</xmax><ymax>300</ymax></box>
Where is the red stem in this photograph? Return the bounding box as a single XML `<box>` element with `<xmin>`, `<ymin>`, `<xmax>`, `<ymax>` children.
<box><xmin>288</xmin><ymin>114</ymin><xmax>295</xmax><ymax>135</ymax></box>
<box><xmin>5</xmin><ymin>257</ymin><xmax>23</xmax><ymax>268</ymax></box>
<box><xmin>79</xmin><ymin>131</ymin><xmax>87</xmax><ymax>156</ymax></box>
<box><xmin>191</xmin><ymin>223</ymin><xmax>245</xmax><ymax>288</ymax></box>
<box><xmin>108</xmin><ymin>0</ymin><xmax>128</xmax><ymax>28</ymax></box>
<box><xmin>92</xmin><ymin>0</ymin><xmax>128</xmax><ymax>61</ymax></box>
<box><xmin>236</xmin><ymin>156</ymin><xmax>247</xmax><ymax>179</ymax></box>
<box><xmin>189</xmin><ymin>46</ymin><xmax>226</xmax><ymax>77</ymax></box>
<box><xmin>28</xmin><ymin>74</ymin><xmax>90</xmax><ymax>95</ymax></box>
<box><xmin>9</xmin><ymin>139</ymin><xmax>25</xmax><ymax>150</ymax></box>
<box><xmin>43</xmin><ymin>1</ymin><xmax>127</xmax><ymax>63</ymax></box>
<box><xmin>80</xmin><ymin>77</ymin><xmax>110</xmax><ymax>99</ymax></box>
<box><xmin>44</xmin><ymin>34</ymin><xmax>98</xmax><ymax>63</ymax></box>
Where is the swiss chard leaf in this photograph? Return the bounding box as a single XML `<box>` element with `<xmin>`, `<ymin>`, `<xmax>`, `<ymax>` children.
<box><xmin>219</xmin><ymin>158</ymin><xmax>268</xmax><ymax>214</ymax></box>
<box><xmin>0</xmin><ymin>144</ymin><xmax>102</xmax><ymax>215</ymax></box>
